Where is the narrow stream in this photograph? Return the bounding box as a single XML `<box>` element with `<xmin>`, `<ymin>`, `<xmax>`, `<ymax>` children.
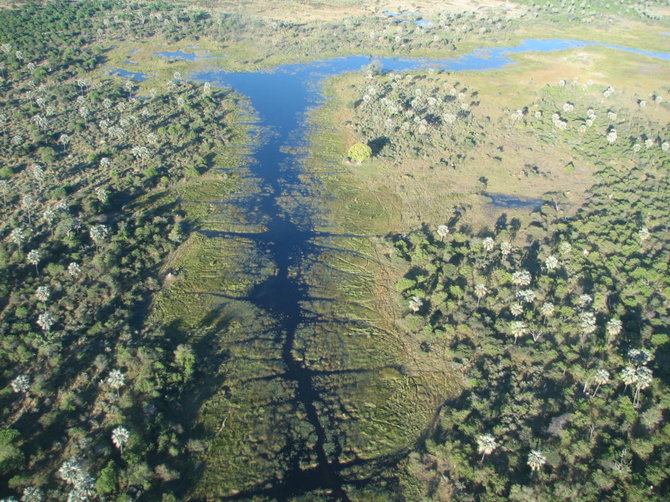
<box><xmin>181</xmin><ymin>40</ymin><xmax>670</xmax><ymax>498</ymax></box>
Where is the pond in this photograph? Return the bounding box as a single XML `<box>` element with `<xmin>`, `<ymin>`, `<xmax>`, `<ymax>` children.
<box><xmin>163</xmin><ymin>39</ymin><xmax>669</xmax><ymax>498</ymax></box>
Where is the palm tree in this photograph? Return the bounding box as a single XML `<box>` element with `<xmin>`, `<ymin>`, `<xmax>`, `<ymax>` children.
<box><xmin>42</xmin><ymin>209</ymin><xmax>56</xmax><ymax>234</ymax></box>
<box><xmin>35</xmin><ymin>285</ymin><xmax>50</xmax><ymax>303</ymax></box>
<box><xmin>606</xmin><ymin>318</ymin><xmax>622</xmax><ymax>344</ymax></box>
<box><xmin>0</xmin><ymin>179</ymin><xmax>10</xmax><ymax>209</ymax></box>
<box><xmin>591</xmin><ymin>369</ymin><xmax>610</xmax><ymax>398</ymax></box>
<box><xmin>111</xmin><ymin>425</ymin><xmax>130</xmax><ymax>453</ymax></box>
<box><xmin>540</xmin><ymin>302</ymin><xmax>555</xmax><ymax>322</ymax></box>
<box><xmin>11</xmin><ymin>375</ymin><xmax>30</xmax><ymax>393</ymax></box>
<box><xmin>559</xmin><ymin>242</ymin><xmax>572</xmax><ymax>255</ymax></box>
<box><xmin>527</xmin><ymin>449</ymin><xmax>546</xmax><ymax>473</ymax></box>
<box><xmin>620</xmin><ymin>366</ymin><xmax>637</xmax><ymax>392</ymax></box>
<box><xmin>57</xmin><ymin>459</ymin><xmax>82</xmax><ymax>485</ymax></box>
<box><xmin>474</xmin><ymin>283</ymin><xmax>487</xmax><ymax>307</ymax></box>
<box><xmin>477</xmin><ymin>433</ymin><xmax>497</xmax><ymax>462</ymax></box>
<box><xmin>510</xmin><ymin>303</ymin><xmax>523</xmax><ymax>317</ymax></box>
<box><xmin>68</xmin><ymin>262</ymin><xmax>81</xmax><ymax>277</ymax></box>
<box><xmin>579</xmin><ymin>311</ymin><xmax>596</xmax><ymax>340</ymax></box>
<box><xmin>500</xmin><ymin>241</ymin><xmax>512</xmax><ymax>257</ymax></box>
<box><xmin>26</xmin><ymin>249</ymin><xmax>41</xmax><ymax>275</ymax></box>
<box><xmin>9</xmin><ymin>227</ymin><xmax>25</xmax><ymax>249</ymax></box>
<box><xmin>21</xmin><ymin>195</ymin><xmax>35</xmax><ymax>226</ymax></box>
<box><xmin>510</xmin><ymin>321</ymin><xmax>528</xmax><ymax>344</ymax></box>
<box><xmin>437</xmin><ymin>224</ymin><xmax>449</xmax><ymax>240</ymax></box>
<box><xmin>578</xmin><ymin>294</ymin><xmax>592</xmax><ymax>309</ymax></box>
<box><xmin>481</xmin><ymin>236</ymin><xmax>495</xmax><ymax>252</ymax></box>
<box><xmin>20</xmin><ymin>486</ymin><xmax>44</xmax><ymax>502</ymax></box>
<box><xmin>517</xmin><ymin>289</ymin><xmax>536</xmax><ymax>304</ymax></box>
<box><xmin>107</xmin><ymin>369</ymin><xmax>125</xmax><ymax>397</ymax></box>
<box><xmin>36</xmin><ymin>312</ymin><xmax>54</xmax><ymax>334</ymax></box>
<box><xmin>628</xmin><ymin>348</ymin><xmax>651</xmax><ymax>367</ymax></box>
<box><xmin>89</xmin><ymin>224</ymin><xmax>109</xmax><ymax>248</ymax></box>
<box><xmin>633</xmin><ymin>367</ymin><xmax>652</xmax><ymax>408</ymax></box>
<box><xmin>544</xmin><ymin>255</ymin><xmax>559</xmax><ymax>271</ymax></box>
<box><xmin>511</xmin><ymin>270</ymin><xmax>532</xmax><ymax>288</ymax></box>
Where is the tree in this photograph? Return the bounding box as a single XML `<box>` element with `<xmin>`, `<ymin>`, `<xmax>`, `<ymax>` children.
<box><xmin>107</xmin><ymin>369</ymin><xmax>125</xmax><ymax>397</ymax></box>
<box><xmin>527</xmin><ymin>450</ymin><xmax>546</xmax><ymax>473</ymax></box>
<box><xmin>174</xmin><ymin>344</ymin><xmax>196</xmax><ymax>380</ymax></box>
<box><xmin>26</xmin><ymin>249</ymin><xmax>41</xmax><ymax>275</ymax></box>
<box><xmin>544</xmin><ymin>255</ymin><xmax>559</xmax><ymax>271</ymax></box>
<box><xmin>477</xmin><ymin>434</ymin><xmax>497</xmax><ymax>462</ymax></box>
<box><xmin>111</xmin><ymin>426</ymin><xmax>129</xmax><ymax>453</ymax></box>
<box><xmin>68</xmin><ymin>262</ymin><xmax>81</xmax><ymax>276</ymax></box>
<box><xmin>408</xmin><ymin>296</ymin><xmax>423</xmax><ymax>313</ymax></box>
<box><xmin>36</xmin><ymin>312</ymin><xmax>54</xmax><ymax>333</ymax></box>
<box><xmin>89</xmin><ymin>224</ymin><xmax>109</xmax><ymax>248</ymax></box>
<box><xmin>0</xmin><ymin>429</ymin><xmax>24</xmax><ymax>476</ymax></box>
<box><xmin>10</xmin><ymin>375</ymin><xmax>30</xmax><ymax>393</ymax></box>
<box><xmin>347</xmin><ymin>142</ymin><xmax>372</xmax><ymax>164</ymax></box>
<box><xmin>540</xmin><ymin>302</ymin><xmax>555</xmax><ymax>321</ymax></box>
<box><xmin>0</xmin><ymin>179</ymin><xmax>9</xmax><ymax>209</ymax></box>
<box><xmin>633</xmin><ymin>367</ymin><xmax>652</xmax><ymax>408</ymax></box>
<box><xmin>606</xmin><ymin>318</ymin><xmax>622</xmax><ymax>344</ymax></box>
<box><xmin>474</xmin><ymin>283</ymin><xmax>487</xmax><ymax>307</ymax></box>
<box><xmin>510</xmin><ymin>321</ymin><xmax>528</xmax><ymax>344</ymax></box>
<box><xmin>511</xmin><ymin>270</ymin><xmax>532</xmax><ymax>288</ymax></box>
<box><xmin>20</xmin><ymin>486</ymin><xmax>43</xmax><ymax>502</ymax></box>
<box><xmin>481</xmin><ymin>236</ymin><xmax>495</xmax><ymax>252</ymax></box>
<box><xmin>35</xmin><ymin>286</ymin><xmax>50</xmax><ymax>303</ymax></box>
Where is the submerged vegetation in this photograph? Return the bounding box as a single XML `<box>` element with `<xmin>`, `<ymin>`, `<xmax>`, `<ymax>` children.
<box><xmin>0</xmin><ymin>0</ymin><xmax>669</xmax><ymax>500</ymax></box>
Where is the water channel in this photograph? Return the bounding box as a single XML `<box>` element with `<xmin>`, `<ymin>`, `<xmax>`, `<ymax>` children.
<box><xmin>164</xmin><ymin>40</ymin><xmax>669</xmax><ymax>498</ymax></box>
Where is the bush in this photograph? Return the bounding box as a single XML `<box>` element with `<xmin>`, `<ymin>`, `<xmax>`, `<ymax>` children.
<box><xmin>347</xmin><ymin>142</ymin><xmax>372</xmax><ymax>164</ymax></box>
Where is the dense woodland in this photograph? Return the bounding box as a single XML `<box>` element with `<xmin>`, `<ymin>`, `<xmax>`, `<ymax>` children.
<box><xmin>0</xmin><ymin>1</ymin><xmax>244</xmax><ymax>500</ymax></box>
<box><xmin>0</xmin><ymin>0</ymin><xmax>668</xmax><ymax>501</ymax></box>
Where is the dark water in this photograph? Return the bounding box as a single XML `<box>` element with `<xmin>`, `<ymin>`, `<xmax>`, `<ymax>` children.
<box><xmin>485</xmin><ymin>193</ymin><xmax>544</xmax><ymax>209</ymax></box>
<box><xmin>177</xmin><ymin>40</ymin><xmax>670</xmax><ymax>498</ymax></box>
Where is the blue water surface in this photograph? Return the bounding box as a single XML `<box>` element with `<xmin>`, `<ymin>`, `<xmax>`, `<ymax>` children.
<box><xmin>155</xmin><ymin>50</ymin><xmax>199</xmax><ymax>61</ymax></box>
<box><xmin>109</xmin><ymin>67</ymin><xmax>149</xmax><ymax>81</ymax></box>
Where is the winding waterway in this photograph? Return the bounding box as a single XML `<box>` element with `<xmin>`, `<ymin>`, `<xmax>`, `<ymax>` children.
<box><xmin>173</xmin><ymin>39</ymin><xmax>670</xmax><ymax>498</ymax></box>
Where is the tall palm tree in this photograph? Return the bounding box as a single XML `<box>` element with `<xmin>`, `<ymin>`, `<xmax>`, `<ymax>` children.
<box><xmin>107</xmin><ymin>369</ymin><xmax>125</xmax><ymax>397</ymax></box>
<box><xmin>620</xmin><ymin>366</ymin><xmax>637</xmax><ymax>392</ymax></box>
<box><xmin>474</xmin><ymin>283</ymin><xmax>487</xmax><ymax>307</ymax></box>
<box><xmin>606</xmin><ymin>318</ymin><xmax>622</xmax><ymax>344</ymax></box>
<box><xmin>477</xmin><ymin>434</ymin><xmax>498</xmax><ymax>462</ymax></box>
<box><xmin>0</xmin><ymin>179</ymin><xmax>10</xmax><ymax>209</ymax></box>
<box><xmin>111</xmin><ymin>425</ymin><xmax>130</xmax><ymax>453</ymax></box>
<box><xmin>26</xmin><ymin>249</ymin><xmax>41</xmax><ymax>275</ymax></box>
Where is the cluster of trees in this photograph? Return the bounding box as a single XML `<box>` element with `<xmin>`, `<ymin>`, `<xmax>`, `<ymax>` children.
<box><xmin>389</xmin><ymin>81</ymin><xmax>669</xmax><ymax>500</ymax></box>
<box><xmin>349</xmin><ymin>72</ymin><xmax>482</xmax><ymax>162</ymax></box>
<box><xmin>0</xmin><ymin>2</ymin><xmax>243</xmax><ymax>500</ymax></box>
<box><xmin>515</xmin><ymin>0</ymin><xmax>668</xmax><ymax>23</ymax></box>
<box><xmin>511</xmin><ymin>79</ymin><xmax>668</xmax><ymax>164</ymax></box>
